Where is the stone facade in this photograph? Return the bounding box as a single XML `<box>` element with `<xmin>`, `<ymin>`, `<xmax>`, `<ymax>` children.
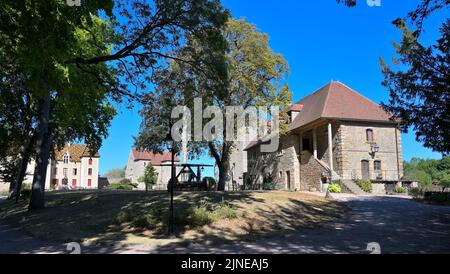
<box><xmin>125</xmin><ymin>149</ymin><xmax>179</xmax><ymax>190</ymax></box>
<box><xmin>245</xmin><ymin>121</ymin><xmax>404</xmax><ymax>191</ymax></box>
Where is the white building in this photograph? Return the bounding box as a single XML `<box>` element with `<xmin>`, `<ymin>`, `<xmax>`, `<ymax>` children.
<box><xmin>1</xmin><ymin>144</ymin><xmax>100</xmax><ymax>191</ymax></box>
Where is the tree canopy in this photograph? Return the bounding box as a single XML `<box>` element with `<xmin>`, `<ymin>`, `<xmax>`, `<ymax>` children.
<box><xmin>136</xmin><ymin>18</ymin><xmax>292</xmax><ymax>190</ymax></box>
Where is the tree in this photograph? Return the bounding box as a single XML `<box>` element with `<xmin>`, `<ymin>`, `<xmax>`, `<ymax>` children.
<box><xmin>337</xmin><ymin>0</ymin><xmax>450</xmax><ymax>154</ymax></box>
<box><xmin>104</xmin><ymin>167</ymin><xmax>126</xmax><ymax>179</ymax></box>
<box><xmin>0</xmin><ymin>0</ymin><xmax>228</xmax><ymax>209</ymax></box>
<box><xmin>137</xmin><ymin>18</ymin><xmax>292</xmax><ymax>191</ymax></box>
<box><xmin>404</xmin><ymin>156</ymin><xmax>450</xmax><ymax>189</ymax></box>
<box><xmin>380</xmin><ymin>20</ymin><xmax>450</xmax><ymax>154</ymax></box>
<box><xmin>144</xmin><ymin>164</ymin><xmax>159</xmax><ymax>192</ymax></box>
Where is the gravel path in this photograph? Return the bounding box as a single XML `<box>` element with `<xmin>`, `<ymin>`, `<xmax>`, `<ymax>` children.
<box><xmin>1</xmin><ymin>195</ymin><xmax>450</xmax><ymax>254</ymax></box>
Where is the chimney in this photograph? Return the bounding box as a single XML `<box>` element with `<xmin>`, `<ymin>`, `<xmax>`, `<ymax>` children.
<box><xmin>287</xmin><ymin>104</ymin><xmax>303</xmax><ymax>122</ymax></box>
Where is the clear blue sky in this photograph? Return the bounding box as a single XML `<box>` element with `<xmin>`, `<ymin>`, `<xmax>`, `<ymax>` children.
<box><xmin>98</xmin><ymin>0</ymin><xmax>445</xmax><ymax>176</ymax></box>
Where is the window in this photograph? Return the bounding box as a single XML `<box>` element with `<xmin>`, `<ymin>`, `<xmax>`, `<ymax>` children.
<box><xmin>63</xmin><ymin>154</ymin><xmax>69</xmax><ymax>164</ymax></box>
<box><xmin>366</xmin><ymin>129</ymin><xmax>374</xmax><ymax>142</ymax></box>
<box><xmin>88</xmin><ymin>168</ymin><xmax>92</xmax><ymax>176</ymax></box>
<box><xmin>374</xmin><ymin>160</ymin><xmax>381</xmax><ymax>171</ymax></box>
<box><xmin>88</xmin><ymin>158</ymin><xmax>93</xmax><ymax>165</ymax></box>
<box><xmin>279</xmin><ymin>171</ymin><xmax>283</xmax><ymax>178</ymax></box>
<box><xmin>88</xmin><ymin>179</ymin><xmax>92</xmax><ymax>187</ymax></box>
<box><xmin>53</xmin><ymin>167</ymin><xmax>58</xmax><ymax>175</ymax></box>
<box><xmin>72</xmin><ymin>179</ymin><xmax>77</xmax><ymax>188</ymax></box>
<box><xmin>73</xmin><ymin>168</ymin><xmax>77</xmax><ymax>176</ymax></box>
<box><xmin>63</xmin><ymin>168</ymin><xmax>68</xmax><ymax>177</ymax></box>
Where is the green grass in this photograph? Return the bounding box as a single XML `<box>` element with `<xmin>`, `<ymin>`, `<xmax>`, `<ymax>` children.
<box><xmin>0</xmin><ymin>190</ymin><xmax>345</xmax><ymax>247</ymax></box>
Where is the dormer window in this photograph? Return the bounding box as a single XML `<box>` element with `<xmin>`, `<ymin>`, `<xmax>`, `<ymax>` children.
<box><xmin>366</xmin><ymin>129</ymin><xmax>374</xmax><ymax>142</ymax></box>
<box><xmin>63</xmin><ymin>154</ymin><xmax>69</xmax><ymax>164</ymax></box>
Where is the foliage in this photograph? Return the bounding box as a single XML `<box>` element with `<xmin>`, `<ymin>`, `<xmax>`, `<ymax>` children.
<box><xmin>20</xmin><ymin>184</ymin><xmax>32</xmax><ymax>200</ymax></box>
<box><xmin>116</xmin><ymin>200</ymin><xmax>237</xmax><ymax>229</ymax></box>
<box><xmin>409</xmin><ymin>187</ymin><xmax>424</xmax><ymax>199</ymax></box>
<box><xmin>107</xmin><ymin>183</ymin><xmax>136</xmax><ymax>191</ymax></box>
<box><xmin>380</xmin><ymin>20</ymin><xmax>450</xmax><ymax>154</ymax></box>
<box><xmin>394</xmin><ymin>186</ymin><xmax>407</xmax><ymax>194</ymax></box>
<box><xmin>423</xmin><ymin>192</ymin><xmax>450</xmax><ymax>205</ymax></box>
<box><xmin>338</xmin><ymin>0</ymin><xmax>450</xmax><ymax>154</ymax></box>
<box><xmin>356</xmin><ymin>180</ymin><xmax>373</xmax><ymax>193</ymax></box>
<box><xmin>328</xmin><ymin>183</ymin><xmax>342</xmax><ymax>193</ymax></box>
<box><xmin>137</xmin><ymin>176</ymin><xmax>145</xmax><ymax>183</ymax></box>
<box><xmin>203</xmin><ymin>177</ymin><xmax>217</xmax><ymax>190</ymax></box>
<box><xmin>404</xmin><ymin>157</ymin><xmax>450</xmax><ymax>189</ymax></box>
<box><xmin>144</xmin><ymin>164</ymin><xmax>158</xmax><ymax>186</ymax></box>
<box><xmin>104</xmin><ymin>167</ymin><xmax>126</xmax><ymax>179</ymax></box>
<box><xmin>136</xmin><ymin>18</ymin><xmax>292</xmax><ymax>191</ymax></box>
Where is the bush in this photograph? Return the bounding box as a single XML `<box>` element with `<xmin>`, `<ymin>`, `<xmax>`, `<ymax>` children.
<box><xmin>423</xmin><ymin>192</ymin><xmax>450</xmax><ymax>205</ymax></box>
<box><xmin>191</xmin><ymin>203</ymin><xmax>237</xmax><ymax>226</ymax></box>
<box><xmin>107</xmin><ymin>183</ymin><xmax>136</xmax><ymax>190</ymax></box>
<box><xmin>203</xmin><ymin>177</ymin><xmax>216</xmax><ymax>191</ymax></box>
<box><xmin>21</xmin><ymin>184</ymin><xmax>32</xmax><ymax>200</ymax></box>
<box><xmin>410</xmin><ymin>187</ymin><xmax>425</xmax><ymax>199</ymax></box>
<box><xmin>328</xmin><ymin>183</ymin><xmax>342</xmax><ymax>193</ymax></box>
<box><xmin>356</xmin><ymin>180</ymin><xmax>373</xmax><ymax>193</ymax></box>
<box><xmin>394</xmin><ymin>186</ymin><xmax>406</xmax><ymax>193</ymax></box>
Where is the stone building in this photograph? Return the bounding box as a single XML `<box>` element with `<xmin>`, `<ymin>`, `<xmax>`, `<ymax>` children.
<box><xmin>244</xmin><ymin>81</ymin><xmax>404</xmax><ymax>193</ymax></box>
<box><xmin>125</xmin><ymin>149</ymin><xmax>179</xmax><ymax>190</ymax></box>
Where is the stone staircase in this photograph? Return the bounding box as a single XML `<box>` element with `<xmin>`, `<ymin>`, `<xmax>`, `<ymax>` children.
<box><xmin>340</xmin><ymin>180</ymin><xmax>366</xmax><ymax>195</ymax></box>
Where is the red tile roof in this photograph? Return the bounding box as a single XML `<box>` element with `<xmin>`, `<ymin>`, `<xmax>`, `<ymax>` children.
<box><xmin>131</xmin><ymin>149</ymin><xmax>179</xmax><ymax>165</ymax></box>
<box><xmin>55</xmin><ymin>144</ymin><xmax>99</xmax><ymax>162</ymax></box>
<box><xmin>290</xmin><ymin>81</ymin><xmax>395</xmax><ymax>130</ymax></box>
<box><xmin>245</xmin><ymin>81</ymin><xmax>396</xmax><ymax>151</ymax></box>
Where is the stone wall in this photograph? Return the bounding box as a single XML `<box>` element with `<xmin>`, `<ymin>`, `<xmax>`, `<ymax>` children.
<box><xmin>299</xmin><ymin>150</ymin><xmax>328</xmax><ymax>191</ymax></box>
<box><xmin>339</xmin><ymin>121</ymin><xmax>403</xmax><ymax>181</ymax></box>
<box><xmin>246</xmin><ymin>134</ymin><xmax>300</xmax><ymax>190</ymax></box>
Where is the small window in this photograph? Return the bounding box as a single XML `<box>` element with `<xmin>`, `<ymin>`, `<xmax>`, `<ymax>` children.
<box><xmin>88</xmin><ymin>158</ymin><xmax>93</xmax><ymax>165</ymax></box>
<box><xmin>366</xmin><ymin>129</ymin><xmax>374</xmax><ymax>142</ymax></box>
<box><xmin>63</xmin><ymin>168</ymin><xmax>68</xmax><ymax>177</ymax></box>
<box><xmin>279</xmin><ymin>171</ymin><xmax>283</xmax><ymax>178</ymax></box>
<box><xmin>54</xmin><ymin>167</ymin><xmax>58</xmax><ymax>175</ymax></box>
<box><xmin>63</xmin><ymin>154</ymin><xmax>69</xmax><ymax>164</ymax></box>
<box><xmin>374</xmin><ymin>160</ymin><xmax>381</xmax><ymax>171</ymax></box>
<box><xmin>88</xmin><ymin>179</ymin><xmax>92</xmax><ymax>187</ymax></box>
<box><xmin>73</xmin><ymin>168</ymin><xmax>77</xmax><ymax>176</ymax></box>
<box><xmin>88</xmin><ymin>168</ymin><xmax>92</xmax><ymax>176</ymax></box>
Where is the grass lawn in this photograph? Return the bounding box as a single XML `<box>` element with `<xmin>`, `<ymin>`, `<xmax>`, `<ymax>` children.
<box><xmin>0</xmin><ymin>190</ymin><xmax>346</xmax><ymax>248</ymax></box>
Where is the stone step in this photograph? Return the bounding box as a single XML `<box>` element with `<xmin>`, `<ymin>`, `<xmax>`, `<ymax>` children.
<box><xmin>341</xmin><ymin>180</ymin><xmax>366</xmax><ymax>195</ymax></box>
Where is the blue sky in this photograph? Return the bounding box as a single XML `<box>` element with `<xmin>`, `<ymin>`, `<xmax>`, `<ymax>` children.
<box><xmin>98</xmin><ymin>0</ymin><xmax>445</xmax><ymax>176</ymax></box>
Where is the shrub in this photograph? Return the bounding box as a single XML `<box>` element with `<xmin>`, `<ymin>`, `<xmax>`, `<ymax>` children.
<box><xmin>356</xmin><ymin>180</ymin><xmax>372</xmax><ymax>193</ymax></box>
<box><xmin>409</xmin><ymin>187</ymin><xmax>424</xmax><ymax>199</ymax></box>
<box><xmin>203</xmin><ymin>177</ymin><xmax>216</xmax><ymax>190</ymax></box>
<box><xmin>107</xmin><ymin>183</ymin><xmax>135</xmax><ymax>190</ymax></box>
<box><xmin>191</xmin><ymin>203</ymin><xmax>237</xmax><ymax>226</ymax></box>
<box><xmin>328</xmin><ymin>183</ymin><xmax>342</xmax><ymax>193</ymax></box>
<box><xmin>423</xmin><ymin>192</ymin><xmax>450</xmax><ymax>205</ymax></box>
<box><xmin>21</xmin><ymin>184</ymin><xmax>32</xmax><ymax>200</ymax></box>
<box><xmin>394</xmin><ymin>186</ymin><xmax>406</xmax><ymax>193</ymax></box>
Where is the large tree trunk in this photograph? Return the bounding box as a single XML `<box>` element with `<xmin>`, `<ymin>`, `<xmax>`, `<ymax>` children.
<box><xmin>28</xmin><ymin>96</ymin><xmax>51</xmax><ymax>210</ymax></box>
<box><xmin>217</xmin><ymin>160</ymin><xmax>230</xmax><ymax>191</ymax></box>
<box><xmin>14</xmin><ymin>132</ymin><xmax>36</xmax><ymax>203</ymax></box>
<box><xmin>209</xmin><ymin>142</ymin><xmax>232</xmax><ymax>191</ymax></box>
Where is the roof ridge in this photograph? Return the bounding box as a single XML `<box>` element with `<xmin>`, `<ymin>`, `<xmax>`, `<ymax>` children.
<box><xmin>294</xmin><ymin>82</ymin><xmax>332</xmax><ymax>105</ymax></box>
<box><xmin>333</xmin><ymin>81</ymin><xmax>384</xmax><ymax>110</ymax></box>
<box><xmin>320</xmin><ymin>81</ymin><xmax>334</xmax><ymax>117</ymax></box>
